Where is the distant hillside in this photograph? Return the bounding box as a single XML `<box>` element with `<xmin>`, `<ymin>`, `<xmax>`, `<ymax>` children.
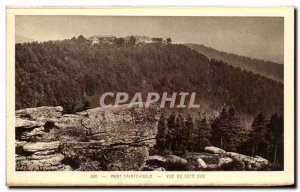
<box><xmin>15</xmin><ymin>36</ymin><xmax>283</xmax><ymax>117</ymax></box>
<box><xmin>185</xmin><ymin>44</ymin><xmax>283</xmax><ymax>82</ymax></box>
<box><xmin>15</xmin><ymin>34</ymin><xmax>35</xmax><ymax>44</ymax></box>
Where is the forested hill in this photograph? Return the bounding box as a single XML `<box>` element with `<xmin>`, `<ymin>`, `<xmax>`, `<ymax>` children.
<box><xmin>15</xmin><ymin>36</ymin><xmax>283</xmax><ymax>117</ymax></box>
<box><xmin>185</xmin><ymin>44</ymin><xmax>283</xmax><ymax>82</ymax></box>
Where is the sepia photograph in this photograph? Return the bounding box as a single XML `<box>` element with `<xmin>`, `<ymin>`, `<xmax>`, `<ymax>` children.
<box><xmin>6</xmin><ymin>7</ymin><xmax>294</xmax><ymax>186</ymax></box>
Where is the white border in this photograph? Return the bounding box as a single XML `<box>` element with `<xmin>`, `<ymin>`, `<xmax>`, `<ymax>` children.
<box><xmin>5</xmin><ymin>6</ymin><xmax>295</xmax><ymax>187</ymax></box>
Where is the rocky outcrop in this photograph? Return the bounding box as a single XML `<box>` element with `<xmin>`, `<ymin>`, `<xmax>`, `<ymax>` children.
<box><xmin>142</xmin><ymin>150</ymin><xmax>270</xmax><ymax>171</ymax></box>
<box><xmin>16</xmin><ymin>141</ymin><xmax>70</xmax><ymax>171</ymax></box>
<box><xmin>15</xmin><ymin>106</ymin><xmax>158</xmax><ymax>171</ymax></box>
<box><xmin>226</xmin><ymin>152</ymin><xmax>269</xmax><ymax>170</ymax></box>
<box><xmin>15</xmin><ymin>106</ymin><xmax>270</xmax><ymax>171</ymax></box>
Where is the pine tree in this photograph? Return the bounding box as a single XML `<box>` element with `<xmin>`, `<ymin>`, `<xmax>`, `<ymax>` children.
<box><xmin>190</xmin><ymin>115</ymin><xmax>199</xmax><ymax>152</ymax></box>
<box><xmin>129</xmin><ymin>36</ymin><xmax>136</xmax><ymax>46</ymax></box>
<box><xmin>175</xmin><ymin>114</ymin><xmax>185</xmax><ymax>152</ymax></box>
<box><xmin>166</xmin><ymin>113</ymin><xmax>177</xmax><ymax>153</ymax></box>
<box><xmin>211</xmin><ymin>107</ymin><xmax>228</xmax><ymax>148</ymax></box>
<box><xmin>155</xmin><ymin>113</ymin><xmax>168</xmax><ymax>152</ymax></box>
<box><xmin>267</xmin><ymin>113</ymin><xmax>283</xmax><ymax>164</ymax></box>
<box><xmin>250</xmin><ymin>112</ymin><xmax>268</xmax><ymax>157</ymax></box>
<box><xmin>196</xmin><ymin>114</ymin><xmax>212</xmax><ymax>151</ymax></box>
<box><xmin>184</xmin><ymin>113</ymin><xmax>194</xmax><ymax>152</ymax></box>
<box><xmin>212</xmin><ymin>107</ymin><xmax>246</xmax><ymax>151</ymax></box>
<box><xmin>183</xmin><ymin>114</ymin><xmax>196</xmax><ymax>151</ymax></box>
<box><xmin>225</xmin><ymin>107</ymin><xmax>247</xmax><ymax>151</ymax></box>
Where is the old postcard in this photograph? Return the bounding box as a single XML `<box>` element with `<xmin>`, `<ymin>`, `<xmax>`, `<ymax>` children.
<box><xmin>6</xmin><ymin>7</ymin><xmax>294</xmax><ymax>186</ymax></box>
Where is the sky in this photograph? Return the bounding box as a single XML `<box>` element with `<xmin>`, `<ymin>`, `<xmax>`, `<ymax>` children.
<box><xmin>16</xmin><ymin>16</ymin><xmax>284</xmax><ymax>63</ymax></box>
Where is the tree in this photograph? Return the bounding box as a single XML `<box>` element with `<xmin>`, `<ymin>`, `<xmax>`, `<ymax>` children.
<box><xmin>211</xmin><ymin>107</ymin><xmax>246</xmax><ymax>151</ymax></box>
<box><xmin>195</xmin><ymin>114</ymin><xmax>211</xmax><ymax>151</ymax></box>
<box><xmin>249</xmin><ymin>112</ymin><xmax>268</xmax><ymax>157</ymax></box>
<box><xmin>211</xmin><ymin>107</ymin><xmax>228</xmax><ymax>148</ymax></box>
<box><xmin>225</xmin><ymin>107</ymin><xmax>247</xmax><ymax>151</ymax></box>
<box><xmin>77</xmin><ymin>35</ymin><xmax>86</xmax><ymax>42</ymax></box>
<box><xmin>183</xmin><ymin>113</ymin><xmax>193</xmax><ymax>152</ymax></box>
<box><xmin>166</xmin><ymin>38</ymin><xmax>172</xmax><ymax>43</ymax></box>
<box><xmin>166</xmin><ymin>113</ymin><xmax>177</xmax><ymax>153</ymax></box>
<box><xmin>114</xmin><ymin>37</ymin><xmax>125</xmax><ymax>47</ymax></box>
<box><xmin>155</xmin><ymin>113</ymin><xmax>168</xmax><ymax>152</ymax></box>
<box><xmin>267</xmin><ymin>113</ymin><xmax>283</xmax><ymax>164</ymax></box>
<box><xmin>174</xmin><ymin>114</ymin><xmax>185</xmax><ymax>152</ymax></box>
<box><xmin>129</xmin><ymin>36</ymin><xmax>136</xmax><ymax>45</ymax></box>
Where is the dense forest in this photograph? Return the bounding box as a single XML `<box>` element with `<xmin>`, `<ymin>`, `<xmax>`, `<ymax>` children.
<box><xmin>15</xmin><ymin>35</ymin><xmax>283</xmax><ymax>119</ymax></box>
<box><xmin>186</xmin><ymin>44</ymin><xmax>283</xmax><ymax>82</ymax></box>
<box><xmin>155</xmin><ymin>108</ymin><xmax>283</xmax><ymax>168</ymax></box>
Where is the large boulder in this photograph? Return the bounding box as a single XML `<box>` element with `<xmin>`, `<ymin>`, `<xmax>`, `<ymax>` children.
<box><xmin>218</xmin><ymin>157</ymin><xmax>233</xmax><ymax>168</ymax></box>
<box><xmin>255</xmin><ymin>155</ymin><xmax>269</xmax><ymax>165</ymax></box>
<box><xmin>205</xmin><ymin>146</ymin><xmax>226</xmax><ymax>154</ymax></box>
<box><xmin>197</xmin><ymin>158</ymin><xmax>207</xmax><ymax>169</ymax></box>
<box><xmin>253</xmin><ymin>156</ymin><xmax>269</xmax><ymax>170</ymax></box>
<box><xmin>226</xmin><ymin>152</ymin><xmax>255</xmax><ymax>164</ymax></box>
<box><xmin>217</xmin><ymin>157</ymin><xmax>245</xmax><ymax>170</ymax></box>
<box><xmin>167</xmin><ymin>155</ymin><xmax>188</xmax><ymax>165</ymax></box>
<box><xmin>146</xmin><ymin>155</ymin><xmax>167</xmax><ymax>167</ymax></box>
<box><xmin>148</xmin><ymin>155</ymin><xmax>167</xmax><ymax>162</ymax></box>
<box><xmin>165</xmin><ymin>155</ymin><xmax>188</xmax><ymax>170</ymax></box>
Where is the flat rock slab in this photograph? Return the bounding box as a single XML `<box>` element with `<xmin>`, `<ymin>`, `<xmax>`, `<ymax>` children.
<box><xmin>16</xmin><ymin>118</ymin><xmax>44</xmax><ymax>128</ymax></box>
<box><xmin>23</xmin><ymin>141</ymin><xmax>61</xmax><ymax>152</ymax></box>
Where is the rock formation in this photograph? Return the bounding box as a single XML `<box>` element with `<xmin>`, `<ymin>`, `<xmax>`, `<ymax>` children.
<box><xmin>144</xmin><ymin>146</ymin><xmax>270</xmax><ymax>171</ymax></box>
<box><xmin>15</xmin><ymin>106</ymin><xmax>158</xmax><ymax>171</ymax></box>
<box><xmin>15</xmin><ymin>106</ymin><xmax>270</xmax><ymax>171</ymax></box>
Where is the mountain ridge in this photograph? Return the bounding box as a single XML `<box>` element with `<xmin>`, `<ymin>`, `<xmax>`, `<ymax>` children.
<box><xmin>15</xmin><ymin>34</ymin><xmax>36</xmax><ymax>44</ymax></box>
<box><xmin>185</xmin><ymin>43</ymin><xmax>283</xmax><ymax>82</ymax></box>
